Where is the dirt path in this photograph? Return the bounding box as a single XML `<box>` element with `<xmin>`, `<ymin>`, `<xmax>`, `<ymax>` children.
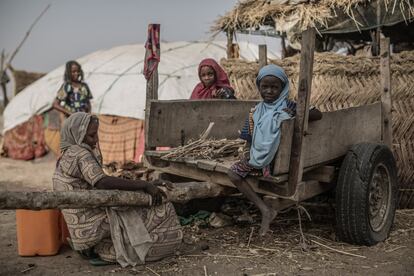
<box><xmin>0</xmin><ymin>154</ymin><xmax>413</xmax><ymax>275</ymax></box>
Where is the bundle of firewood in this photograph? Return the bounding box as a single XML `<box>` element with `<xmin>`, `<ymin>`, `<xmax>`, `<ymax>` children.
<box><xmin>103</xmin><ymin>161</ymin><xmax>154</xmax><ymax>181</ymax></box>
<box><xmin>161</xmin><ymin>138</ymin><xmax>245</xmax><ymax>161</ymax></box>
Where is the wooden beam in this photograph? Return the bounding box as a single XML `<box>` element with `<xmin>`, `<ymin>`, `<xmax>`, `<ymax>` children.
<box><xmin>227</xmin><ymin>30</ymin><xmax>234</xmax><ymax>59</ymax></box>
<box><xmin>258</xmin><ymin>44</ymin><xmax>267</xmax><ymax>68</ymax></box>
<box><xmin>303</xmin><ymin>166</ymin><xmax>336</xmax><ymax>183</ymax></box>
<box><xmin>0</xmin><ymin>182</ymin><xmax>234</xmax><ymax>210</ymax></box>
<box><xmin>0</xmin><ymin>50</ymin><xmax>8</xmax><ymax>107</ymax></box>
<box><xmin>380</xmin><ymin>37</ymin><xmax>392</xmax><ymax>148</ymax></box>
<box><xmin>147</xmin><ymin>161</ymin><xmax>289</xmax><ymax>197</ymax></box>
<box><xmin>232</xmin><ymin>43</ymin><xmax>240</xmax><ymax>59</ymax></box>
<box><xmin>287</xmin><ymin>28</ymin><xmax>316</xmax><ymax>196</ymax></box>
<box><xmin>263</xmin><ymin>180</ymin><xmax>335</xmax><ymax>211</ymax></box>
<box><xmin>144</xmin><ymin>24</ymin><xmax>161</xmax><ymax>151</ymax></box>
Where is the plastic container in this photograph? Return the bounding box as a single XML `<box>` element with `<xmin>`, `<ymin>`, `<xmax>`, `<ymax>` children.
<box><xmin>16</xmin><ymin>209</ymin><xmax>62</xmax><ymax>256</ymax></box>
<box><xmin>58</xmin><ymin>210</ymin><xmax>70</xmax><ymax>245</ymax></box>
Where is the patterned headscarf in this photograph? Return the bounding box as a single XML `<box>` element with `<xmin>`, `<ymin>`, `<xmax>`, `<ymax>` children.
<box><xmin>60</xmin><ymin>112</ymin><xmax>103</xmax><ymax>165</ymax></box>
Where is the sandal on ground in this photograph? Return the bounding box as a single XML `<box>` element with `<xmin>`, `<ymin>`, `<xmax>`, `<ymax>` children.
<box><xmin>89</xmin><ymin>257</ymin><xmax>114</xmax><ymax>266</ymax></box>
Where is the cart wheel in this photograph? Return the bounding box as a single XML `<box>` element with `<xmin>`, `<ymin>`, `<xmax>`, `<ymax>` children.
<box><xmin>335</xmin><ymin>143</ymin><xmax>397</xmax><ymax>245</ymax></box>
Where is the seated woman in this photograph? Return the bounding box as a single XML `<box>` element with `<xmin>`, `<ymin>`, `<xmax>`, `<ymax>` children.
<box><xmin>53</xmin><ymin>112</ymin><xmax>182</xmax><ymax>267</ymax></box>
<box><xmin>227</xmin><ymin>64</ymin><xmax>322</xmax><ymax>236</ymax></box>
<box><xmin>190</xmin><ymin>58</ymin><xmax>236</xmax><ymax>99</ymax></box>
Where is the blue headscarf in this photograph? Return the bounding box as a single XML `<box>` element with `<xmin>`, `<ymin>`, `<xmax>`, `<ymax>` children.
<box><xmin>248</xmin><ymin>64</ymin><xmax>291</xmax><ymax>169</ymax></box>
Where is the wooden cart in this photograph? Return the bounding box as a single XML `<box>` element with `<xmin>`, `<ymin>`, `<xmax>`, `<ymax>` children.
<box><xmin>144</xmin><ymin>29</ymin><xmax>397</xmax><ymax>246</ymax></box>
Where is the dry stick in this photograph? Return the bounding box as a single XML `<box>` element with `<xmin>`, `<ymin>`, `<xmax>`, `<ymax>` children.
<box><xmin>145</xmin><ymin>266</ymin><xmax>160</xmax><ymax>276</ymax></box>
<box><xmin>203</xmin><ymin>265</ymin><xmax>208</xmax><ymax>276</ymax></box>
<box><xmin>186</xmin><ymin>254</ymin><xmax>254</xmax><ymax>259</ymax></box>
<box><xmin>247</xmin><ymin>226</ymin><xmax>254</xmax><ymax>248</ymax></box>
<box><xmin>200</xmin><ymin>122</ymin><xmax>215</xmax><ymax>140</ymax></box>
<box><xmin>0</xmin><ymin>50</ymin><xmax>8</xmax><ymax>107</ymax></box>
<box><xmin>310</xmin><ymin>240</ymin><xmax>367</xmax><ymax>259</ymax></box>
<box><xmin>385</xmin><ymin>246</ymin><xmax>407</xmax><ymax>253</ymax></box>
<box><xmin>251</xmin><ymin>245</ymin><xmax>280</xmax><ymax>252</ymax></box>
<box><xmin>6</xmin><ymin>4</ymin><xmax>51</xmax><ymax>67</ymax></box>
<box><xmin>390</xmin><ymin>227</ymin><xmax>414</xmax><ymax>236</ymax></box>
<box><xmin>21</xmin><ymin>266</ymin><xmax>36</xmax><ymax>273</ymax></box>
<box><xmin>296</xmin><ymin>205</ymin><xmax>308</xmax><ymax>249</ymax></box>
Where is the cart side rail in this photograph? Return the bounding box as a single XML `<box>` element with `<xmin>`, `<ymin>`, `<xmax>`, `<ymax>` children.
<box><xmin>146</xmin><ymin>99</ymin><xmax>258</xmax><ymax>148</ymax></box>
<box><xmin>273</xmin><ymin>102</ymin><xmax>382</xmax><ymax>175</ymax></box>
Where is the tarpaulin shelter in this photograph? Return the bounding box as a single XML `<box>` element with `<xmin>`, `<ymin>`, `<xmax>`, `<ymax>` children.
<box><xmin>2</xmin><ymin>40</ymin><xmax>280</xmax><ymax>164</ymax></box>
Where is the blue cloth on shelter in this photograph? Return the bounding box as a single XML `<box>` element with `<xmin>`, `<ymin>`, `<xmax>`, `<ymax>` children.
<box><xmin>248</xmin><ymin>64</ymin><xmax>291</xmax><ymax>169</ymax></box>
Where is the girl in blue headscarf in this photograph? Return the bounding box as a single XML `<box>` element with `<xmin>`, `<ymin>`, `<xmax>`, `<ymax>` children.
<box><xmin>228</xmin><ymin>64</ymin><xmax>322</xmax><ymax>236</ymax></box>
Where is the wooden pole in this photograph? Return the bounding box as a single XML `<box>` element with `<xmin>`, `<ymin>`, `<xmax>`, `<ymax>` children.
<box><xmin>0</xmin><ymin>182</ymin><xmax>234</xmax><ymax>210</ymax></box>
<box><xmin>226</xmin><ymin>30</ymin><xmax>234</xmax><ymax>59</ymax></box>
<box><xmin>0</xmin><ymin>50</ymin><xmax>9</xmax><ymax>107</ymax></box>
<box><xmin>144</xmin><ymin>24</ymin><xmax>160</xmax><ymax>151</ymax></box>
<box><xmin>287</xmin><ymin>28</ymin><xmax>316</xmax><ymax>197</ymax></box>
<box><xmin>5</xmin><ymin>4</ymin><xmax>51</xmax><ymax>68</ymax></box>
<box><xmin>380</xmin><ymin>37</ymin><xmax>392</xmax><ymax>148</ymax></box>
<box><xmin>258</xmin><ymin>45</ymin><xmax>267</xmax><ymax>69</ymax></box>
<box><xmin>232</xmin><ymin>43</ymin><xmax>240</xmax><ymax>59</ymax></box>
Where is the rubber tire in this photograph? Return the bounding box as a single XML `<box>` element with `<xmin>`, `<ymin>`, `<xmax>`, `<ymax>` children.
<box><xmin>335</xmin><ymin>143</ymin><xmax>398</xmax><ymax>246</ymax></box>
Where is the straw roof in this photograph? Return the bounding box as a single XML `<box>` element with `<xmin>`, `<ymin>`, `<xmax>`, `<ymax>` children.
<box><xmin>11</xmin><ymin>69</ymin><xmax>45</xmax><ymax>95</ymax></box>
<box><xmin>213</xmin><ymin>0</ymin><xmax>414</xmax><ymax>36</ymax></box>
<box><xmin>221</xmin><ymin>50</ymin><xmax>414</xmax><ymax>208</ymax></box>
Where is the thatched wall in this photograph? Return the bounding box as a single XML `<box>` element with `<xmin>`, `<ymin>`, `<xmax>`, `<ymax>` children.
<box><xmin>221</xmin><ymin>51</ymin><xmax>414</xmax><ymax>208</ymax></box>
<box><xmin>12</xmin><ymin>70</ymin><xmax>45</xmax><ymax>95</ymax></box>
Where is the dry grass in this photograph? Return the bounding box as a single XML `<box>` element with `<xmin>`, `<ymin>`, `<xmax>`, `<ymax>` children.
<box><xmin>212</xmin><ymin>0</ymin><xmax>414</xmax><ymax>34</ymax></box>
<box><xmin>133</xmin><ymin>207</ymin><xmax>414</xmax><ymax>275</ymax></box>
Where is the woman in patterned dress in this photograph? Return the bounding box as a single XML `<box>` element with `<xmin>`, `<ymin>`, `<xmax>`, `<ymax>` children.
<box><xmin>53</xmin><ymin>112</ymin><xmax>182</xmax><ymax>267</ymax></box>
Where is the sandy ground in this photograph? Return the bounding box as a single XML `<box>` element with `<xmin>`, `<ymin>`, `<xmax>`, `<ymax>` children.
<box><xmin>0</xmin><ymin>114</ymin><xmax>413</xmax><ymax>275</ymax></box>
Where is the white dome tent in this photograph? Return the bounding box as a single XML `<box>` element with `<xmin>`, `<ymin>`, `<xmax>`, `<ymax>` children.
<box><xmin>2</xmin><ymin>40</ymin><xmax>280</xmax><ymax>163</ymax></box>
<box><xmin>3</xmin><ymin>40</ymin><xmax>280</xmax><ymax>133</ymax></box>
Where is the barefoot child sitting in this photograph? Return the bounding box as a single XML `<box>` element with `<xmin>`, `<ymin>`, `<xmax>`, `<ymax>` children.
<box><xmin>227</xmin><ymin>64</ymin><xmax>322</xmax><ymax>236</ymax></box>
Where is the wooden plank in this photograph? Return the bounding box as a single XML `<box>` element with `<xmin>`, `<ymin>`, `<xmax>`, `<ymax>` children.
<box><xmin>144</xmin><ymin>24</ymin><xmax>160</xmax><ymax>150</ymax></box>
<box><xmin>287</xmin><ymin>28</ymin><xmax>316</xmax><ymax>196</ymax></box>
<box><xmin>258</xmin><ymin>44</ymin><xmax>267</xmax><ymax>68</ymax></box>
<box><xmin>380</xmin><ymin>37</ymin><xmax>392</xmax><ymax>148</ymax></box>
<box><xmin>184</xmin><ymin>159</ymin><xmax>198</xmax><ymax>167</ymax></box>
<box><xmin>144</xmin><ymin>150</ymin><xmax>170</xmax><ymax>158</ymax></box>
<box><xmin>303</xmin><ymin>166</ymin><xmax>336</xmax><ymax>183</ymax></box>
<box><xmin>147</xmin><ymin>161</ymin><xmax>289</xmax><ymax>197</ymax></box>
<box><xmin>274</xmin><ymin>103</ymin><xmax>382</xmax><ymax>174</ymax></box>
<box><xmin>147</xmin><ymin>100</ymin><xmax>258</xmax><ymax>147</ymax></box>
<box><xmin>197</xmin><ymin>160</ymin><xmax>217</xmax><ymax>171</ymax></box>
<box><xmin>272</xmin><ymin>118</ymin><xmax>294</xmax><ymax>175</ymax></box>
<box><xmin>263</xmin><ymin>180</ymin><xmax>335</xmax><ymax>211</ymax></box>
<box><xmin>215</xmin><ymin>161</ymin><xmax>233</xmax><ymax>173</ymax></box>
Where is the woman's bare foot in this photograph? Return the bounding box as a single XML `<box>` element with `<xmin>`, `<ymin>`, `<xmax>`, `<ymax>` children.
<box><xmin>259</xmin><ymin>208</ymin><xmax>277</xmax><ymax>236</ymax></box>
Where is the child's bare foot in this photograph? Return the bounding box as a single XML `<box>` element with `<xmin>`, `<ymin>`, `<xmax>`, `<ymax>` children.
<box><xmin>259</xmin><ymin>208</ymin><xmax>277</xmax><ymax>236</ymax></box>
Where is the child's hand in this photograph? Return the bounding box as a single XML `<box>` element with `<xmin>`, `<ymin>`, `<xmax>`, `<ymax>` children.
<box><xmin>283</xmin><ymin>108</ymin><xmax>295</xmax><ymax>117</ymax></box>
